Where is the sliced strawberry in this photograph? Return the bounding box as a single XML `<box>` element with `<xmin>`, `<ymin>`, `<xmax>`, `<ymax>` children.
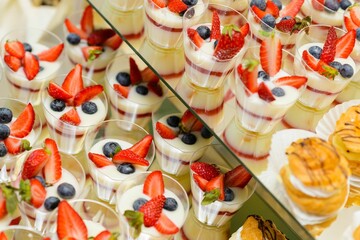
<box><xmin>279</xmin><ymin>0</ymin><xmax>305</xmax><ymax>18</ymax></box>
<box><xmin>274</xmin><ymin>76</ymin><xmax>307</xmax><ymax>89</ymax></box>
<box><xmin>179</xmin><ymin>109</ymin><xmax>203</xmax><ymax>133</ymax></box>
<box><xmin>276</xmin><ymin>17</ymin><xmax>296</xmax><ymax>33</ymax></box>
<box><xmin>30</xmin><ymin>178</ymin><xmax>46</xmax><ymax>208</ymax></box>
<box><xmin>187</xmin><ymin>28</ymin><xmax>204</xmax><ymax>48</ymax></box>
<box><xmin>139</xmin><ymin>195</ymin><xmax>165</xmax><ymax>227</ymax></box>
<box><xmin>239</xmin><ymin>23</ymin><xmax>250</xmax><ymax>37</ymax></box>
<box><xmin>224</xmin><ymin>165</ymin><xmax>252</xmax><ymax>188</ymax></box>
<box><xmin>4</xmin><ymin>137</ymin><xmax>31</xmax><ymax>155</ymax></box>
<box><xmin>258</xmin><ymin>82</ymin><xmax>275</xmax><ymax>102</ymax></box>
<box><xmin>168</xmin><ymin>0</ymin><xmax>187</xmax><ymax>13</ymax></box>
<box><xmin>205</xmin><ymin>174</ymin><xmax>225</xmax><ymax>201</ymax></box>
<box><xmin>141</xmin><ymin>67</ymin><xmax>159</xmax><ymax>83</ymax></box>
<box><xmin>103</xmin><ymin>34</ymin><xmax>123</xmax><ymax>50</ymax></box>
<box><xmin>320</xmin><ymin>27</ymin><xmax>337</xmax><ymax>64</ymax></box>
<box><xmin>113</xmin><ymin>83</ymin><xmax>129</xmax><ymax>98</ymax></box>
<box><xmin>265</xmin><ymin>0</ymin><xmax>279</xmax><ymax>18</ymax></box>
<box><xmin>60</xmin><ymin>108</ymin><xmax>81</xmax><ymax>126</ymax></box>
<box><xmin>156</xmin><ymin>122</ymin><xmax>177</xmax><ymax>139</ymax></box>
<box><xmin>143</xmin><ymin>170</ymin><xmax>164</xmax><ymax>198</ymax></box>
<box><xmin>48</xmin><ymin>82</ymin><xmax>73</xmax><ymax>101</ymax></box>
<box><xmin>37</xmin><ymin>43</ymin><xmax>64</xmax><ymax>62</ymax></box>
<box><xmin>237</xmin><ymin>59</ymin><xmax>259</xmax><ymax>94</ymax></box>
<box><xmin>344</xmin><ymin>16</ymin><xmax>359</xmax><ymax>31</ymax></box>
<box><xmin>260</xmin><ymin>37</ymin><xmax>282</xmax><ymax>77</ymax></box>
<box><xmin>350</xmin><ymin>6</ymin><xmax>360</xmax><ymax>27</ymax></box>
<box><xmin>57</xmin><ymin>200</ymin><xmax>88</xmax><ymax>240</ymax></box>
<box><xmin>94</xmin><ymin>230</ymin><xmax>112</xmax><ymax>240</ymax></box>
<box><xmin>0</xmin><ymin>232</ymin><xmax>6</xmax><ymax>240</ymax></box>
<box><xmin>193</xmin><ymin>174</ymin><xmax>208</xmax><ymax>191</ymax></box>
<box><xmin>214</xmin><ymin>25</ymin><xmax>245</xmax><ymax>60</ymax></box>
<box><xmin>210</xmin><ymin>11</ymin><xmax>221</xmax><ymax>40</ymax></box>
<box><xmin>251</xmin><ymin>6</ymin><xmax>267</xmax><ymax>22</ymax></box>
<box><xmin>81</xmin><ymin>5</ymin><xmax>94</xmax><ymax>34</ymax></box>
<box><xmin>5</xmin><ymin>41</ymin><xmax>25</xmax><ymax>59</ymax></box>
<box><xmin>148</xmin><ymin>81</ymin><xmax>164</xmax><ymax>97</ymax></box>
<box><xmin>88</xmin><ymin>152</ymin><xmax>113</xmax><ymax>168</ymax></box>
<box><xmin>191</xmin><ymin>162</ymin><xmax>220</xmax><ymax>181</ymax></box>
<box><xmin>81</xmin><ymin>46</ymin><xmax>103</xmax><ymax>61</ymax></box>
<box><xmin>311</xmin><ymin>0</ymin><xmax>324</xmax><ymax>11</ymax></box>
<box><xmin>64</xmin><ymin>18</ymin><xmax>88</xmax><ymax>39</ymax></box>
<box><xmin>4</xmin><ymin>55</ymin><xmax>21</xmax><ymax>72</ymax></box>
<box><xmin>152</xmin><ymin>0</ymin><xmax>167</xmax><ymax>8</ymax></box>
<box><xmin>317</xmin><ymin>60</ymin><xmax>338</xmax><ymax>80</ymax></box>
<box><xmin>73</xmin><ymin>85</ymin><xmax>104</xmax><ymax>106</ymax></box>
<box><xmin>43</xmin><ymin>138</ymin><xmax>62</xmax><ymax>184</ymax></box>
<box><xmin>62</xmin><ymin>64</ymin><xmax>84</xmax><ymax>97</ymax></box>
<box><xmin>336</xmin><ymin>29</ymin><xmax>356</xmax><ymax>59</ymax></box>
<box><xmin>154</xmin><ymin>213</ymin><xmax>179</xmax><ymax>235</ymax></box>
<box><xmin>129</xmin><ymin>135</ymin><xmax>153</xmax><ymax>158</ymax></box>
<box><xmin>21</xmin><ymin>149</ymin><xmax>50</xmax><ymax>180</ymax></box>
<box><xmin>112</xmin><ymin>149</ymin><xmax>149</xmax><ymax>166</ymax></box>
<box><xmin>87</xmin><ymin>29</ymin><xmax>115</xmax><ymax>46</ymax></box>
<box><xmin>302</xmin><ymin>50</ymin><xmax>318</xmax><ymax>70</ymax></box>
<box><xmin>23</xmin><ymin>52</ymin><xmax>39</xmax><ymax>81</ymax></box>
<box><xmin>10</xmin><ymin>103</ymin><xmax>35</xmax><ymax>138</ymax></box>
<box><xmin>129</xmin><ymin>57</ymin><xmax>142</xmax><ymax>85</ymax></box>
<box><xmin>0</xmin><ymin>190</ymin><xmax>7</xmax><ymax>220</ymax></box>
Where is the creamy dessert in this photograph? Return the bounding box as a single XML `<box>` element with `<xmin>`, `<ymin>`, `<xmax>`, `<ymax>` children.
<box><xmin>210</xmin><ymin>0</ymin><xmax>248</xmax><ymax>14</ymax></box>
<box><xmin>42</xmin><ymin>64</ymin><xmax>107</xmax><ymax>154</ymax></box>
<box><xmin>153</xmin><ymin>110</ymin><xmax>213</xmax><ymax>176</ymax></box>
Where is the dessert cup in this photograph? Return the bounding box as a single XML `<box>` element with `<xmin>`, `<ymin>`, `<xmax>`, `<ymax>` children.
<box><xmin>0</xmin><ymin>226</ymin><xmax>43</xmax><ymax>239</ymax></box>
<box><xmin>42</xmin><ymin>72</ymin><xmax>108</xmax><ymax>154</ymax></box>
<box><xmin>183</xmin><ymin>3</ymin><xmax>251</xmax><ymax>89</ymax></box>
<box><xmin>0</xmin><ymin>28</ymin><xmax>64</xmax><ymax>106</ymax></box>
<box><xmin>105</xmin><ymin>53</ymin><xmax>167</xmax><ymax>130</ymax></box>
<box><xmin>84</xmin><ymin>120</ymin><xmax>155</xmax><ymax>205</ymax></box>
<box><xmin>116</xmin><ymin>171</ymin><xmax>189</xmax><ymax>240</ymax></box>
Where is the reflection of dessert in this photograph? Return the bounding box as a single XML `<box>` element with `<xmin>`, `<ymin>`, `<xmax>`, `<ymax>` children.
<box><xmin>0</xmin><ymin>188</ymin><xmax>21</xmax><ymax>228</ymax></box>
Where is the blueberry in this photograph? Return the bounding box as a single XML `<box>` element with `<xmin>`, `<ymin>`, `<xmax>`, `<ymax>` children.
<box><xmin>0</xmin><ymin>125</ymin><xmax>10</xmax><ymax>140</ymax></box>
<box><xmin>102</xmin><ymin>141</ymin><xmax>121</xmax><ymax>158</ymax></box>
<box><xmin>356</xmin><ymin>28</ymin><xmax>360</xmax><ymax>41</ymax></box>
<box><xmin>181</xmin><ymin>133</ymin><xmax>197</xmax><ymax>145</ymax></box>
<box><xmin>50</xmin><ymin>99</ymin><xmax>66</xmax><ymax>112</ymax></box>
<box><xmin>309</xmin><ymin>46</ymin><xmax>322</xmax><ymax>59</ymax></box>
<box><xmin>136</xmin><ymin>85</ymin><xmax>149</xmax><ymax>95</ymax></box>
<box><xmin>271</xmin><ymin>0</ymin><xmax>282</xmax><ymax>10</ymax></box>
<box><xmin>261</xmin><ymin>14</ymin><xmax>276</xmax><ymax>31</ymax></box>
<box><xmin>117</xmin><ymin>163</ymin><xmax>135</xmax><ymax>174</ymax></box>
<box><xmin>44</xmin><ymin>197</ymin><xmax>60</xmax><ymax>211</ymax></box>
<box><xmin>116</xmin><ymin>72</ymin><xmax>131</xmax><ymax>86</ymax></box>
<box><xmin>66</xmin><ymin>33</ymin><xmax>81</xmax><ymax>45</ymax></box>
<box><xmin>201</xmin><ymin>127</ymin><xmax>213</xmax><ymax>139</ymax></box>
<box><xmin>271</xmin><ymin>87</ymin><xmax>285</xmax><ymax>97</ymax></box>
<box><xmin>183</xmin><ymin>0</ymin><xmax>198</xmax><ymax>6</ymax></box>
<box><xmin>214</xmin><ymin>40</ymin><xmax>218</xmax><ymax>49</ymax></box>
<box><xmin>281</xmin><ymin>16</ymin><xmax>292</xmax><ymax>20</ymax></box>
<box><xmin>324</xmin><ymin>0</ymin><xmax>340</xmax><ymax>12</ymax></box>
<box><xmin>0</xmin><ymin>143</ymin><xmax>7</xmax><ymax>157</ymax></box>
<box><xmin>81</xmin><ymin>101</ymin><xmax>98</xmax><ymax>114</ymax></box>
<box><xmin>0</xmin><ymin>108</ymin><xmax>12</xmax><ymax>124</ymax></box>
<box><xmin>340</xmin><ymin>0</ymin><xmax>351</xmax><ymax>10</ymax></box>
<box><xmin>258</xmin><ymin>71</ymin><xmax>269</xmax><ymax>81</ymax></box>
<box><xmin>39</xmin><ymin>66</ymin><xmax>44</xmax><ymax>72</ymax></box>
<box><xmin>133</xmin><ymin>198</ymin><xmax>148</xmax><ymax>211</ymax></box>
<box><xmin>224</xmin><ymin>188</ymin><xmax>235</xmax><ymax>202</ymax></box>
<box><xmin>250</xmin><ymin>0</ymin><xmax>266</xmax><ymax>11</ymax></box>
<box><xmin>340</xmin><ymin>64</ymin><xmax>354</xmax><ymax>78</ymax></box>
<box><xmin>23</xmin><ymin>42</ymin><xmax>32</xmax><ymax>52</ymax></box>
<box><xmin>196</xmin><ymin>26</ymin><xmax>211</xmax><ymax>40</ymax></box>
<box><xmin>57</xmin><ymin>183</ymin><xmax>76</xmax><ymax>199</ymax></box>
<box><xmin>166</xmin><ymin>115</ymin><xmax>180</xmax><ymax>127</ymax></box>
<box><xmin>329</xmin><ymin>61</ymin><xmax>342</xmax><ymax>71</ymax></box>
<box><xmin>163</xmin><ymin>197</ymin><xmax>178</xmax><ymax>211</ymax></box>
<box><xmin>34</xmin><ymin>176</ymin><xmax>46</xmax><ymax>187</ymax></box>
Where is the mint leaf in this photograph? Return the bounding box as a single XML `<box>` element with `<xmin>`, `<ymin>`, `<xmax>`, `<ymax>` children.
<box><xmin>201</xmin><ymin>189</ymin><xmax>220</xmax><ymax>205</ymax></box>
<box><xmin>124</xmin><ymin>210</ymin><xmax>144</xmax><ymax>239</ymax></box>
<box><xmin>19</xmin><ymin>180</ymin><xmax>31</xmax><ymax>203</ymax></box>
<box><xmin>0</xmin><ymin>184</ymin><xmax>19</xmax><ymax>214</ymax></box>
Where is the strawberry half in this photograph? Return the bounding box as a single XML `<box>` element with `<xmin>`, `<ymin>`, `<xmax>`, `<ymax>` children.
<box><xmin>187</xmin><ymin>29</ymin><xmax>204</xmax><ymax>48</ymax></box>
<box><xmin>4</xmin><ymin>137</ymin><xmax>31</xmax><ymax>155</ymax></box>
<box><xmin>335</xmin><ymin>30</ymin><xmax>356</xmax><ymax>59</ymax></box>
<box><xmin>148</xmin><ymin>81</ymin><xmax>163</xmax><ymax>97</ymax></box>
<box><xmin>128</xmin><ymin>135</ymin><xmax>153</xmax><ymax>158</ymax></box>
<box><xmin>113</xmin><ymin>83</ymin><xmax>129</xmax><ymax>98</ymax></box>
<box><xmin>129</xmin><ymin>57</ymin><xmax>142</xmax><ymax>85</ymax></box>
<box><xmin>88</xmin><ymin>152</ymin><xmax>113</xmax><ymax>168</ymax></box>
<box><xmin>179</xmin><ymin>110</ymin><xmax>203</xmax><ymax>133</ymax></box>
<box><xmin>81</xmin><ymin>46</ymin><xmax>103</xmax><ymax>61</ymax></box>
<box><xmin>37</xmin><ymin>43</ymin><xmax>64</xmax><ymax>62</ymax></box>
<box><xmin>213</xmin><ymin>25</ymin><xmax>245</xmax><ymax>60</ymax></box>
<box><xmin>265</xmin><ymin>1</ymin><xmax>279</xmax><ymax>18</ymax></box>
<box><xmin>81</xmin><ymin>5</ymin><xmax>94</xmax><ymax>34</ymax></box>
<box><xmin>258</xmin><ymin>82</ymin><xmax>275</xmax><ymax>102</ymax></box>
<box><xmin>94</xmin><ymin>230</ymin><xmax>114</xmax><ymax>240</ymax></box>
<box><xmin>156</xmin><ymin>122</ymin><xmax>177</xmax><ymax>139</ymax></box>
<box><xmin>139</xmin><ymin>195</ymin><xmax>166</xmax><ymax>227</ymax></box>
<box><xmin>87</xmin><ymin>29</ymin><xmax>115</xmax><ymax>46</ymax></box>
<box><xmin>0</xmin><ymin>190</ymin><xmax>7</xmax><ymax>220</ymax></box>
<box><xmin>350</xmin><ymin>6</ymin><xmax>360</xmax><ymax>27</ymax></box>
<box><xmin>21</xmin><ymin>149</ymin><xmax>50</xmax><ymax>180</ymax></box>
<box><xmin>311</xmin><ymin>0</ymin><xmax>324</xmax><ymax>11</ymax></box>
<box><xmin>274</xmin><ymin>76</ymin><xmax>307</xmax><ymax>89</ymax></box>
<box><xmin>104</xmin><ymin>34</ymin><xmax>123</xmax><ymax>50</ymax></box>
<box><xmin>210</xmin><ymin>11</ymin><xmax>221</xmax><ymax>40</ymax></box>
<box><xmin>64</xmin><ymin>18</ymin><xmax>88</xmax><ymax>39</ymax></box>
<box><xmin>10</xmin><ymin>103</ymin><xmax>35</xmax><ymax>138</ymax></box>
<box><xmin>317</xmin><ymin>60</ymin><xmax>338</xmax><ymax>80</ymax></box>
<box><xmin>168</xmin><ymin>0</ymin><xmax>187</xmax><ymax>13</ymax></box>
<box><xmin>190</xmin><ymin>162</ymin><xmax>220</xmax><ymax>181</ymax></box>
<box><xmin>205</xmin><ymin>174</ymin><xmax>225</xmax><ymax>201</ymax></box>
<box><xmin>152</xmin><ymin>0</ymin><xmax>167</xmax><ymax>8</ymax></box>
<box><xmin>112</xmin><ymin>149</ymin><xmax>150</xmax><ymax>166</ymax></box>
<box><xmin>237</xmin><ymin>59</ymin><xmax>259</xmax><ymax>93</ymax></box>
<box><xmin>141</xmin><ymin>67</ymin><xmax>159</xmax><ymax>83</ymax></box>
<box><xmin>23</xmin><ymin>52</ymin><xmax>40</xmax><ymax>81</ymax></box>
<box><xmin>60</xmin><ymin>108</ymin><xmax>81</xmax><ymax>126</ymax></box>
<box><xmin>4</xmin><ymin>55</ymin><xmax>21</xmax><ymax>72</ymax></box>
<box><xmin>43</xmin><ymin>138</ymin><xmax>62</xmax><ymax>184</ymax></box>
<box><xmin>224</xmin><ymin>165</ymin><xmax>252</xmax><ymax>188</ymax></box>
<box><xmin>73</xmin><ymin>85</ymin><xmax>104</xmax><ymax>106</ymax></box>
<box><xmin>239</xmin><ymin>23</ymin><xmax>250</xmax><ymax>37</ymax></box>
<box><xmin>344</xmin><ymin>16</ymin><xmax>359</xmax><ymax>31</ymax></box>
<box><xmin>0</xmin><ymin>232</ymin><xmax>6</xmax><ymax>240</ymax></box>
<box><xmin>5</xmin><ymin>40</ymin><xmax>25</xmax><ymax>59</ymax></box>
<box><xmin>48</xmin><ymin>82</ymin><xmax>73</xmax><ymax>101</ymax></box>
<box><xmin>302</xmin><ymin>50</ymin><xmax>318</xmax><ymax>71</ymax></box>
<box><xmin>57</xmin><ymin>200</ymin><xmax>88</xmax><ymax>240</ymax></box>
<box><xmin>193</xmin><ymin>174</ymin><xmax>208</xmax><ymax>191</ymax></box>
<box><xmin>276</xmin><ymin>17</ymin><xmax>296</xmax><ymax>33</ymax></box>
<box><xmin>154</xmin><ymin>213</ymin><xmax>179</xmax><ymax>235</ymax></box>
<box><xmin>279</xmin><ymin>0</ymin><xmax>305</xmax><ymax>18</ymax></box>
<box><xmin>320</xmin><ymin>27</ymin><xmax>337</xmax><ymax>64</ymax></box>
<box><xmin>62</xmin><ymin>64</ymin><xmax>84</xmax><ymax>97</ymax></box>
<box><xmin>143</xmin><ymin>170</ymin><xmax>164</xmax><ymax>198</ymax></box>
<box><xmin>30</xmin><ymin>178</ymin><xmax>46</xmax><ymax>208</ymax></box>
<box><xmin>251</xmin><ymin>6</ymin><xmax>267</xmax><ymax>22</ymax></box>
<box><xmin>260</xmin><ymin>37</ymin><xmax>282</xmax><ymax>77</ymax></box>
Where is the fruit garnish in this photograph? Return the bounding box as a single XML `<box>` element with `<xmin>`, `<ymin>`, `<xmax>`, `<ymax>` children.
<box><xmin>274</xmin><ymin>76</ymin><xmax>307</xmax><ymax>89</ymax></box>
<box><xmin>279</xmin><ymin>0</ymin><xmax>304</xmax><ymax>18</ymax></box>
<box><xmin>23</xmin><ymin>52</ymin><xmax>40</xmax><ymax>81</ymax></box>
<box><xmin>10</xmin><ymin>103</ymin><xmax>34</xmax><ymax>138</ymax></box>
<box><xmin>190</xmin><ymin>162</ymin><xmax>220</xmax><ymax>181</ymax></box>
<box><xmin>193</xmin><ymin>174</ymin><xmax>208</xmax><ymax>191</ymax></box>
<box><xmin>80</xmin><ymin>5</ymin><xmax>94</xmax><ymax>34</ymax></box>
<box><xmin>4</xmin><ymin>55</ymin><xmax>21</xmax><ymax>72</ymax></box>
<box><xmin>57</xmin><ymin>200</ymin><xmax>88</xmax><ymax>240</ymax></box>
<box><xmin>224</xmin><ymin>165</ymin><xmax>252</xmax><ymax>188</ymax></box>
<box><xmin>88</xmin><ymin>152</ymin><xmax>113</xmax><ymax>168</ymax></box>
<box><xmin>81</xmin><ymin>46</ymin><xmax>103</xmax><ymax>61</ymax></box>
<box><xmin>87</xmin><ymin>29</ymin><xmax>115</xmax><ymax>46</ymax></box>
<box><xmin>213</xmin><ymin>24</ymin><xmax>245</xmax><ymax>60</ymax></box>
<box><xmin>4</xmin><ymin>137</ymin><xmax>31</xmax><ymax>155</ymax></box>
<box><xmin>113</xmin><ymin>84</ymin><xmax>129</xmax><ymax>98</ymax></box>
<box><xmin>258</xmin><ymin>82</ymin><xmax>275</xmax><ymax>102</ymax></box>
<box><xmin>335</xmin><ymin>29</ymin><xmax>356</xmax><ymax>58</ymax></box>
<box><xmin>129</xmin><ymin>135</ymin><xmax>153</xmax><ymax>158</ymax></box>
<box><xmin>179</xmin><ymin>109</ymin><xmax>203</xmax><ymax>133</ymax></box>
<box><xmin>344</xmin><ymin>16</ymin><xmax>358</xmax><ymax>31</ymax></box>
<box><xmin>311</xmin><ymin>0</ymin><xmax>324</xmax><ymax>10</ymax></box>
<box><xmin>139</xmin><ymin>195</ymin><xmax>166</xmax><ymax>227</ymax></box>
<box><xmin>187</xmin><ymin>29</ymin><xmax>204</xmax><ymax>48</ymax></box>
<box><xmin>202</xmin><ymin>174</ymin><xmax>225</xmax><ymax>205</ymax></box>
<box><xmin>60</xmin><ymin>108</ymin><xmax>81</xmax><ymax>126</ymax></box>
<box><xmin>0</xmin><ymin>183</ymin><xmax>20</xmax><ymax>216</ymax></box>
<box><xmin>237</xmin><ymin>58</ymin><xmax>259</xmax><ymax>93</ymax></box>
<box><xmin>0</xmin><ymin>190</ymin><xmax>7</xmax><ymax>219</ymax></box>
<box><xmin>265</xmin><ymin>1</ymin><xmax>279</xmax><ymax>18</ymax></box>
<box><xmin>168</xmin><ymin>0</ymin><xmax>187</xmax><ymax>13</ymax></box>
<box><xmin>260</xmin><ymin>37</ymin><xmax>282</xmax><ymax>77</ymax></box>
<box><xmin>350</xmin><ymin>5</ymin><xmax>360</xmax><ymax>26</ymax></box>
<box><xmin>103</xmin><ymin>34</ymin><xmax>123</xmax><ymax>50</ymax></box>
<box><xmin>94</xmin><ymin>230</ymin><xmax>119</xmax><ymax>240</ymax></box>
<box><xmin>112</xmin><ymin>149</ymin><xmax>149</xmax><ymax>166</ymax></box>
<box><xmin>21</xmin><ymin>149</ymin><xmax>50</xmax><ymax>180</ymax></box>
<box><xmin>73</xmin><ymin>85</ymin><xmax>104</xmax><ymax>106</ymax></box>
<box><xmin>156</xmin><ymin>122</ymin><xmax>177</xmax><ymax>139</ymax></box>
<box><xmin>210</xmin><ymin>11</ymin><xmax>221</xmax><ymax>40</ymax></box>
<box><xmin>152</xmin><ymin>0</ymin><xmax>167</xmax><ymax>8</ymax></box>
<box><xmin>251</xmin><ymin>6</ymin><xmax>267</xmax><ymax>22</ymax></box>
<box><xmin>29</xmin><ymin>178</ymin><xmax>46</xmax><ymax>208</ymax></box>
<box><xmin>129</xmin><ymin>57</ymin><xmax>142</xmax><ymax>85</ymax></box>
<box><xmin>302</xmin><ymin>50</ymin><xmax>319</xmax><ymax>70</ymax></box>
<box><xmin>239</xmin><ymin>23</ymin><xmax>250</xmax><ymax>37</ymax></box>
<box><xmin>316</xmin><ymin>60</ymin><xmax>338</xmax><ymax>80</ymax></box>
<box><xmin>64</xmin><ymin>18</ymin><xmax>88</xmax><ymax>39</ymax></box>
<box><xmin>37</xmin><ymin>43</ymin><xmax>64</xmax><ymax>62</ymax></box>
<box><xmin>0</xmin><ymin>232</ymin><xmax>6</xmax><ymax>240</ymax></box>
<box><xmin>143</xmin><ymin>170</ymin><xmax>164</xmax><ymax>198</ymax></box>
<box><xmin>154</xmin><ymin>213</ymin><xmax>179</xmax><ymax>234</ymax></box>
<box><xmin>43</xmin><ymin>138</ymin><xmax>62</xmax><ymax>184</ymax></box>
<box><xmin>148</xmin><ymin>81</ymin><xmax>163</xmax><ymax>97</ymax></box>
<box><xmin>276</xmin><ymin>17</ymin><xmax>296</xmax><ymax>33</ymax></box>
<box><xmin>5</xmin><ymin>40</ymin><xmax>25</xmax><ymax>59</ymax></box>
<box><xmin>48</xmin><ymin>82</ymin><xmax>73</xmax><ymax>100</ymax></box>
<box><xmin>62</xmin><ymin>64</ymin><xmax>84</xmax><ymax>97</ymax></box>
<box><xmin>141</xmin><ymin>67</ymin><xmax>159</xmax><ymax>83</ymax></box>
<box><xmin>319</xmin><ymin>27</ymin><xmax>337</xmax><ymax>64</ymax></box>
